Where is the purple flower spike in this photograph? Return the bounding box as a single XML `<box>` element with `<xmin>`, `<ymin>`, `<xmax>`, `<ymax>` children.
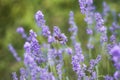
<box><xmin>8</xmin><ymin>44</ymin><xmax>21</xmax><ymax>62</ymax></box>
<box><xmin>87</xmin><ymin>43</ymin><xmax>94</xmax><ymax>49</ymax></box>
<box><xmin>20</xmin><ymin>68</ymin><xmax>26</xmax><ymax>80</ymax></box>
<box><xmin>53</xmin><ymin>26</ymin><xmax>61</xmax><ymax>36</ymax></box>
<box><xmin>42</xmin><ymin>26</ymin><xmax>51</xmax><ymax>37</ymax></box>
<box><xmin>24</xmin><ymin>42</ymin><xmax>31</xmax><ymax>53</ymax></box>
<box><xmin>95</xmin><ymin>12</ymin><xmax>106</xmax><ymax>33</ymax></box>
<box><xmin>16</xmin><ymin>27</ymin><xmax>24</xmax><ymax>34</ymax></box>
<box><xmin>78</xmin><ymin>0</ymin><xmax>87</xmax><ymax>14</ymax></box>
<box><xmin>16</xmin><ymin>27</ymin><xmax>27</xmax><ymax>39</ymax></box>
<box><xmin>56</xmin><ymin>63</ymin><xmax>63</xmax><ymax>80</ymax></box>
<box><xmin>65</xmin><ymin>48</ymin><xmax>73</xmax><ymax>55</ymax></box>
<box><xmin>35</xmin><ymin>10</ymin><xmax>45</xmax><ymax>27</ymax></box>
<box><xmin>24</xmin><ymin>52</ymin><xmax>37</xmax><ymax>69</ymax></box>
<box><xmin>110</xmin><ymin>45</ymin><xmax>120</xmax><ymax>56</ymax></box>
<box><xmin>59</xmin><ymin>33</ymin><xmax>68</xmax><ymax>44</ymax></box>
<box><xmin>110</xmin><ymin>45</ymin><xmax>120</xmax><ymax>70</ymax></box>
<box><xmin>102</xmin><ymin>2</ymin><xmax>110</xmax><ymax>17</ymax></box>
<box><xmin>69</xmin><ymin>11</ymin><xmax>74</xmax><ymax>25</ymax></box>
<box><xmin>114</xmin><ymin>71</ymin><xmax>120</xmax><ymax>80</ymax></box>
<box><xmin>86</xmin><ymin>28</ymin><xmax>93</xmax><ymax>35</ymax></box>
<box><xmin>48</xmin><ymin>35</ymin><xmax>55</xmax><ymax>43</ymax></box>
<box><xmin>29</xmin><ymin>29</ymin><xmax>37</xmax><ymax>38</ymax></box>
<box><xmin>12</xmin><ymin>72</ymin><xmax>18</xmax><ymax>80</ymax></box>
<box><xmin>104</xmin><ymin>75</ymin><xmax>114</xmax><ymax>80</ymax></box>
<box><xmin>110</xmin><ymin>34</ymin><xmax>116</xmax><ymax>42</ymax></box>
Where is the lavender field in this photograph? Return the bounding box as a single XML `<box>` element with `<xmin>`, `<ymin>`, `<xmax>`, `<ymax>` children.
<box><xmin>1</xmin><ymin>0</ymin><xmax>120</xmax><ymax>80</ymax></box>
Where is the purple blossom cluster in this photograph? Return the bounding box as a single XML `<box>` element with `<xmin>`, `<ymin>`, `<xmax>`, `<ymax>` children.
<box><xmin>9</xmin><ymin>0</ymin><xmax>120</xmax><ymax>80</ymax></box>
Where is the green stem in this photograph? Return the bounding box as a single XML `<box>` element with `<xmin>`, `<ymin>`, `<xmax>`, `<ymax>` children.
<box><xmin>95</xmin><ymin>65</ymin><xmax>99</xmax><ymax>80</ymax></box>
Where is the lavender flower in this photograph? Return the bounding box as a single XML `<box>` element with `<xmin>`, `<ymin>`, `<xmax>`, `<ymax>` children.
<box><xmin>87</xmin><ymin>43</ymin><xmax>94</xmax><ymax>49</ymax></box>
<box><xmin>71</xmin><ymin>52</ymin><xmax>85</xmax><ymax>79</ymax></box>
<box><xmin>20</xmin><ymin>68</ymin><xmax>26</xmax><ymax>80</ymax></box>
<box><xmin>114</xmin><ymin>71</ymin><xmax>120</xmax><ymax>80</ymax></box>
<box><xmin>24</xmin><ymin>42</ymin><xmax>31</xmax><ymax>53</ymax></box>
<box><xmin>53</xmin><ymin>26</ymin><xmax>61</xmax><ymax>36</ymax></box>
<box><xmin>104</xmin><ymin>75</ymin><xmax>114</xmax><ymax>80</ymax></box>
<box><xmin>102</xmin><ymin>2</ymin><xmax>110</xmax><ymax>17</ymax></box>
<box><xmin>78</xmin><ymin>0</ymin><xmax>87</xmax><ymax>14</ymax></box>
<box><xmin>74</xmin><ymin>43</ymin><xmax>82</xmax><ymax>54</ymax></box>
<box><xmin>110</xmin><ymin>45</ymin><xmax>120</xmax><ymax>57</ymax></box>
<box><xmin>110</xmin><ymin>34</ymin><xmax>116</xmax><ymax>43</ymax></box>
<box><xmin>109</xmin><ymin>22</ymin><xmax>120</xmax><ymax>33</ymax></box>
<box><xmin>35</xmin><ymin>10</ymin><xmax>45</xmax><ymax>27</ymax></box>
<box><xmin>100</xmin><ymin>33</ymin><xmax>108</xmax><ymax>43</ymax></box>
<box><xmin>78</xmin><ymin>0</ymin><xmax>94</xmax><ymax>14</ymax></box>
<box><xmin>56</xmin><ymin>63</ymin><xmax>63</xmax><ymax>80</ymax></box>
<box><xmin>95</xmin><ymin>12</ymin><xmax>106</xmax><ymax>33</ymax></box>
<box><xmin>39</xmin><ymin>68</ymin><xmax>55</xmax><ymax>80</ymax></box>
<box><xmin>68</xmin><ymin>11</ymin><xmax>78</xmax><ymax>45</ymax></box>
<box><xmin>65</xmin><ymin>47</ymin><xmax>73</xmax><ymax>55</ymax></box>
<box><xmin>8</xmin><ymin>44</ymin><xmax>21</xmax><ymax>62</ymax></box>
<box><xmin>16</xmin><ymin>27</ymin><xmax>27</xmax><ymax>39</ymax></box>
<box><xmin>90</xmin><ymin>71</ymin><xmax>97</xmax><ymax>80</ymax></box>
<box><xmin>12</xmin><ymin>72</ymin><xmax>18</xmax><ymax>80</ymax></box>
<box><xmin>110</xmin><ymin>45</ymin><xmax>120</xmax><ymax>70</ymax></box>
<box><xmin>42</xmin><ymin>26</ymin><xmax>51</xmax><ymax>37</ymax></box>
<box><xmin>88</xmin><ymin>55</ymin><xmax>101</xmax><ymax>73</ymax></box>
<box><xmin>69</xmin><ymin>11</ymin><xmax>75</xmax><ymax>25</ymax></box>
<box><xmin>48</xmin><ymin>35</ymin><xmax>55</xmax><ymax>43</ymax></box>
<box><xmin>86</xmin><ymin>28</ymin><xmax>93</xmax><ymax>35</ymax></box>
<box><xmin>29</xmin><ymin>29</ymin><xmax>40</xmax><ymax>53</ymax></box>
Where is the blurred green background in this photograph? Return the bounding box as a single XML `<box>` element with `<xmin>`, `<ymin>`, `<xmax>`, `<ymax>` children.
<box><xmin>0</xmin><ymin>0</ymin><xmax>120</xmax><ymax>80</ymax></box>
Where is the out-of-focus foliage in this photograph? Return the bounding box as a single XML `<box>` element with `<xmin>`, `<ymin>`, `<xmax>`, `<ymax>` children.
<box><xmin>0</xmin><ymin>0</ymin><xmax>120</xmax><ymax>80</ymax></box>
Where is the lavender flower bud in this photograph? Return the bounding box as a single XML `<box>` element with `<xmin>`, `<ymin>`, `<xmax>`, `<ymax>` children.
<box><xmin>114</xmin><ymin>71</ymin><xmax>120</xmax><ymax>80</ymax></box>
<box><xmin>65</xmin><ymin>48</ymin><xmax>73</xmax><ymax>55</ymax></box>
<box><xmin>53</xmin><ymin>26</ymin><xmax>61</xmax><ymax>36</ymax></box>
<box><xmin>110</xmin><ymin>34</ymin><xmax>116</xmax><ymax>42</ymax></box>
<box><xmin>12</xmin><ymin>72</ymin><xmax>18</xmax><ymax>80</ymax></box>
<box><xmin>104</xmin><ymin>75</ymin><xmax>114</xmax><ymax>80</ymax></box>
<box><xmin>24</xmin><ymin>42</ymin><xmax>31</xmax><ymax>53</ymax></box>
<box><xmin>110</xmin><ymin>45</ymin><xmax>120</xmax><ymax>56</ymax></box>
<box><xmin>42</xmin><ymin>26</ymin><xmax>51</xmax><ymax>37</ymax></box>
<box><xmin>69</xmin><ymin>11</ymin><xmax>74</xmax><ymax>25</ymax></box>
<box><xmin>16</xmin><ymin>27</ymin><xmax>24</xmax><ymax>34</ymax></box>
<box><xmin>86</xmin><ymin>28</ymin><xmax>93</xmax><ymax>35</ymax></box>
<box><xmin>16</xmin><ymin>27</ymin><xmax>27</xmax><ymax>39</ymax></box>
<box><xmin>59</xmin><ymin>33</ymin><xmax>68</xmax><ymax>44</ymax></box>
<box><xmin>20</xmin><ymin>68</ymin><xmax>26</xmax><ymax>80</ymax></box>
<box><xmin>8</xmin><ymin>44</ymin><xmax>21</xmax><ymax>62</ymax></box>
<box><xmin>35</xmin><ymin>10</ymin><xmax>45</xmax><ymax>27</ymax></box>
<box><xmin>56</xmin><ymin>63</ymin><xmax>63</xmax><ymax>80</ymax></box>
<box><xmin>48</xmin><ymin>35</ymin><xmax>55</xmax><ymax>43</ymax></box>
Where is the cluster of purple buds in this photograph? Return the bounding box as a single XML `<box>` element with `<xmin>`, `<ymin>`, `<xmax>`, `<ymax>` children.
<box><xmin>12</xmin><ymin>72</ymin><xmax>18</xmax><ymax>80</ymax></box>
<box><xmin>102</xmin><ymin>2</ymin><xmax>110</xmax><ymax>18</ymax></box>
<box><xmin>109</xmin><ymin>44</ymin><xmax>120</xmax><ymax>79</ymax></box>
<box><xmin>78</xmin><ymin>0</ymin><xmax>94</xmax><ymax>14</ymax></box>
<box><xmin>35</xmin><ymin>10</ymin><xmax>46</xmax><ymax>27</ymax></box>
<box><xmin>104</xmin><ymin>75</ymin><xmax>114</xmax><ymax>80</ymax></box>
<box><xmin>109</xmin><ymin>22</ymin><xmax>120</xmax><ymax>33</ymax></box>
<box><xmin>88</xmin><ymin>55</ymin><xmax>101</xmax><ymax>73</ymax></box>
<box><xmin>68</xmin><ymin>11</ymin><xmax>78</xmax><ymax>45</ymax></box>
<box><xmin>95</xmin><ymin>12</ymin><xmax>106</xmax><ymax>33</ymax></box>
